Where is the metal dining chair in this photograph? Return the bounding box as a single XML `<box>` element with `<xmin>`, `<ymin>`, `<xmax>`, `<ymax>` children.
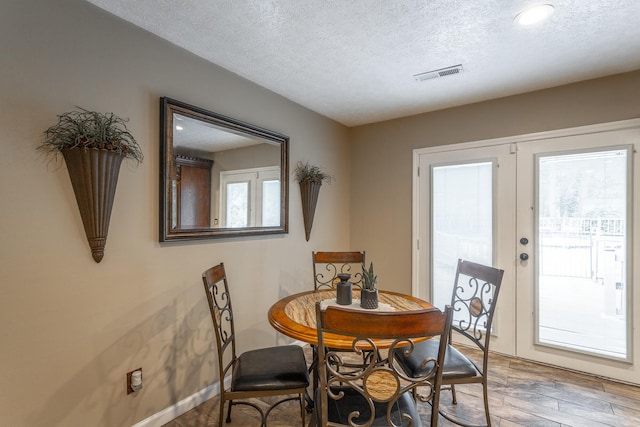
<box><xmin>202</xmin><ymin>263</ymin><xmax>310</xmax><ymax>427</ymax></box>
<box><xmin>394</xmin><ymin>259</ymin><xmax>505</xmax><ymax>427</ymax></box>
<box><xmin>312</xmin><ymin>303</ymin><xmax>454</xmax><ymax>426</ymax></box>
<box><xmin>310</xmin><ymin>251</ymin><xmax>368</xmax><ymax>385</ymax></box>
<box><xmin>312</xmin><ymin>251</ymin><xmax>366</xmax><ymax>290</ymax></box>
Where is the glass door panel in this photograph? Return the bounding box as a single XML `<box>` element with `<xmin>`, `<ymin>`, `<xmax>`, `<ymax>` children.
<box><xmin>225</xmin><ymin>181</ymin><xmax>249</xmax><ymax>228</ymax></box>
<box><xmin>537</xmin><ymin>149</ymin><xmax>628</xmax><ymax>359</ymax></box>
<box><xmin>261</xmin><ymin>179</ymin><xmax>280</xmax><ymax>226</ymax></box>
<box><xmin>432</xmin><ymin>162</ymin><xmax>494</xmax><ymax>312</ymax></box>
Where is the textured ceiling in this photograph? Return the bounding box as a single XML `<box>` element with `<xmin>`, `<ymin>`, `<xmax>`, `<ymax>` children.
<box><xmin>86</xmin><ymin>0</ymin><xmax>640</xmax><ymax>127</ymax></box>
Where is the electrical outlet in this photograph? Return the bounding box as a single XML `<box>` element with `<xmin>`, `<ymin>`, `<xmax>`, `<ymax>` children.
<box><xmin>127</xmin><ymin>368</ymin><xmax>142</xmax><ymax>394</ymax></box>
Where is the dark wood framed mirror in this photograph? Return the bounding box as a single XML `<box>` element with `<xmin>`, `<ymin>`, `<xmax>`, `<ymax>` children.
<box><xmin>160</xmin><ymin>97</ymin><xmax>289</xmax><ymax>241</ymax></box>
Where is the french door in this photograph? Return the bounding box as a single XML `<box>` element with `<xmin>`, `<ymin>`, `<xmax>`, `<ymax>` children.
<box><xmin>413</xmin><ymin>119</ymin><xmax>640</xmax><ymax>384</ymax></box>
<box><xmin>219</xmin><ymin>166</ymin><xmax>281</xmax><ymax>227</ymax></box>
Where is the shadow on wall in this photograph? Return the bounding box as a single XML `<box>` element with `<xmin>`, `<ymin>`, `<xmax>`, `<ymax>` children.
<box><xmin>274</xmin><ymin>268</ymin><xmax>310</xmax><ymax>347</ymax></box>
<box><xmin>26</xmin><ymin>291</ymin><xmax>214</xmax><ymax>427</ymax></box>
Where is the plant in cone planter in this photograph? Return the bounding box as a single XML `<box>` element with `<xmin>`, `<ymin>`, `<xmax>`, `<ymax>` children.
<box><xmin>360</xmin><ymin>261</ymin><xmax>379</xmax><ymax>309</ymax></box>
<box><xmin>38</xmin><ymin>108</ymin><xmax>143</xmax><ymax>263</ymax></box>
<box><xmin>293</xmin><ymin>161</ymin><xmax>332</xmax><ymax>241</ymax></box>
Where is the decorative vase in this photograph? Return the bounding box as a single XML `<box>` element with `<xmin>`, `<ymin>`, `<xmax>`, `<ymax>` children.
<box><xmin>360</xmin><ymin>289</ymin><xmax>378</xmax><ymax>309</ymax></box>
<box><xmin>62</xmin><ymin>148</ymin><xmax>125</xmax><ymax>263</ymax></box>
<box><xmin>299</xmin><ymin>181</ymin><xmax>322</xmax><ymax>241</ymax></box>
<box><xmin>336</xmin><ymin>273</ymin><xmax>352</xmax><ymax>305</ymax></box>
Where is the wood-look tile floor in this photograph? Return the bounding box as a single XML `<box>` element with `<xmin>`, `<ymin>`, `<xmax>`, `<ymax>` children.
<box><xmin>163</xmin><ymin>345</ymin><xmax>640</xmax><ymax>426</ymax></box>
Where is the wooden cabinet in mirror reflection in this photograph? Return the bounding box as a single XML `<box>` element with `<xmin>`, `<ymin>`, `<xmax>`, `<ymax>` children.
<box><xmin>172</xmin><ymin>155</ymin><xmax>212</xmax><ymax>229</ymax></box>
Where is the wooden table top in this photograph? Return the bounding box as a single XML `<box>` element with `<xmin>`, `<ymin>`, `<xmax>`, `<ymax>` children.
<box><xmin>268</xmin><ymin>289</ymin><xmax>434</xmax><ymax>349</ymax></box>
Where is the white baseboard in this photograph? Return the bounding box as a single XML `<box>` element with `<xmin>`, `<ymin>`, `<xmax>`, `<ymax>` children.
<box><xmin>131</xmin><ymin>376</ymin><xmax>230</xmax><ymax>427</ymax></box>
<box><xmin>131</xmin><ymin>341</ymin><xmax>306</xmax><ymax>427</ymax></box>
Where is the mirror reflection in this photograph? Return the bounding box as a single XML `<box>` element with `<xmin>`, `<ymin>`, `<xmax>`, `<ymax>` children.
<box><xmin>160</xmin><ymin>98</ymin><xmax>289</xmax><ymax>241</ymax></box>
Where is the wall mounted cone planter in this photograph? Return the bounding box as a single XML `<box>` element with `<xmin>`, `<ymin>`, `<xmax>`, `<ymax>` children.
<box><xmin>299</xmin><ymin>181</ymin><xmax>322</xmax><ymax>241</ymax></box>
<box><xmin>61</xmin><ymin>148</ymin><xmax>125</xmax><ymax>263</ymax></box>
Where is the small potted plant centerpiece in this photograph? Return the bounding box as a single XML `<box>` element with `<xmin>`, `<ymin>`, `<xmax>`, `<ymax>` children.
<box><xmin>293</xmin><ymin>161</ymin><xmax>332</xmax><ymax>241</ymax></box>
<box><xmin>360</xmin><ymin>261</ymin><xmax>378</xmax><ymax>309</ymax></box>
<box><xmin>38</xmin><ymin>107</ymin><xmax>143</xmax><ymax>263</ymax></box>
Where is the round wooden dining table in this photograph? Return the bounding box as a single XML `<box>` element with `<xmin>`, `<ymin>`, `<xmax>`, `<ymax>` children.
<box><xmin>268</xmin><ymin>289</ymin><xmax>435</xmax><ymax>350</ymax></box>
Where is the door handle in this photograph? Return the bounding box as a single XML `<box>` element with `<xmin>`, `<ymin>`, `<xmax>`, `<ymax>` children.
<box><xmin>520</xmin><ymin>253</ymin><xmax>529</xmax><ymax>261</ymax></box>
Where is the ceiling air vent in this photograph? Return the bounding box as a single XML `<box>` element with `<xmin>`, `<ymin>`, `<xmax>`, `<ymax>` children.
<box><xmin>414</xmin><ymin>64</ymin><xmax>464</xmax><ymax>82</ymax></box>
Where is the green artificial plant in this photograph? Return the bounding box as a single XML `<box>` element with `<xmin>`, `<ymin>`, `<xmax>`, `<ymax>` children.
<box><xmin>361</xmin><ymin>262</ymin><xmax>378</xmax><ymax>290</ymax></box>
<box><xmin>293</xmin><ymin>161</ymin><xmax>333</xmax><ymax>184</ymax></box>
<box><xmin>39</xmin><ymin>107</ymin><xmax>143</xmax><ymax>164</ymax></box>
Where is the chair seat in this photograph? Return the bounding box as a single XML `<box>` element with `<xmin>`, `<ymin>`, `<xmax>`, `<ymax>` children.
<box><xmin>315</xmin><ymin>387</ymin><xmax>423</xmax><ymax>426</ymax></box>
<box><xmin>395</xmin><ymin>338</ymin><xmax>481</xmax><ymax>380</ymax></box>
<box><xmin>231</xmin><ymin>345</ymin><xmax>310</xmax><ymax>391</ymax></box>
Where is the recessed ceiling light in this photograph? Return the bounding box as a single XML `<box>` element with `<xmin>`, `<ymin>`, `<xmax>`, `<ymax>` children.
<box><xmin>175</xmin><ymin>125</ymin><xmax>183</xmax><ymax>131</ymax></box>
<box><xmin>514</xmin><ymin>4</ymin><xmax>554</xmax><ymax>26</ymax></box>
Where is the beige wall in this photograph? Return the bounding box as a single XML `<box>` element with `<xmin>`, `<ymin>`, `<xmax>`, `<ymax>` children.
<box><xmin>350</xmin><ymin>70</ymin><xmax>640</xmax><ymax>295</ymax></box>
<box><xmin>0</xmin><ymin>1</ymin><xmax>350</xmax><ymax>426</ymax></box>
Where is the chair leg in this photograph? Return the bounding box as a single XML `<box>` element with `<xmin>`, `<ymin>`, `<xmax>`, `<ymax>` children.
<box><xmin>311</xmin><ymin>345</ymin><xmax>319</xmax><ymax>394</ymax></box>
<box><xmin>431</xmin><ymin>385</ymin><xmax>442</xmax><ymax>427</ymax></box>
<box><xmin>482</xmin><ymin>381</ymin><xmax>492</xmax><ymax>427</ymax></box>
<box><xmin>226</xmin><ymin>399</ymin><xmax>233</xmax><ymax>423</ymax></box>
<box><xmin>307</xmin><ymin>407</ymin><xmax>317</xmax><ymax>427</ymax></box>
<box><xmin>451</xmin><ymin>384</ymin><xmax>458</xmax><ymax>404</ymax></box>
<box><xmin>218</xmin><ymin>398</ymin><xmax>226</xmax><ymax>426</ymax></box>
<box><xmin>300</xmin><ymin>393</ymin><xmax>306</xmax><ymax>426</ymax></box>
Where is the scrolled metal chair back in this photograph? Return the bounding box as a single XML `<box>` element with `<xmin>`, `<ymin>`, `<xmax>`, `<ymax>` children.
<box><xmin>315</xmin><ymin>303</ymin><xmax>453</xmax><ymax>426</ymax></box>
<box><xmin>450</xmin><ymin>258</ymin><xmax>505</xmax><ymax>351</ymax></box>
<box><xmin>202</xmin><ymin>263</ymin><xmax>236</xmax><ymax>379</ymax></box>
<box><xmin>312</xmin><ymin>251</ymin><xmax>366</xmax><ymax>290</ymax></box>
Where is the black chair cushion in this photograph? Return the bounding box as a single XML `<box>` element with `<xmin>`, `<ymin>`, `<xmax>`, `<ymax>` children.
<box><xmin>231</xmin><ymin>345</ymin><xmax>310</xmax><ymax>391</ymax></box>
<box><xmin>395</xmin><ymin>338</ymin><xmax>480</xmax><ymax>380</ymax></box>
<box><xmin>315</xmin><ymin>387</ymin><xmax>423</xmax><ymax>426</ymax></box>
